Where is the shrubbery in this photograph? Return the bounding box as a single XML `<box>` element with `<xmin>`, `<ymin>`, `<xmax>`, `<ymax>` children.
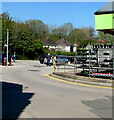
<box><xmin>44</xmin><ymin>49</ymin><xmax>75</xmax><ymax>56</ymax></box>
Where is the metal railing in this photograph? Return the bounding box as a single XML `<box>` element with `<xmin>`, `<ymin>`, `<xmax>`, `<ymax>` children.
<box><xmin>54</xmin><ymin>54</ymin><xmax>114</xmax><ymax>80</ymax></box>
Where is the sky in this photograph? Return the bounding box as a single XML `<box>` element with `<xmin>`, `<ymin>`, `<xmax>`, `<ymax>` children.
<box><xmin>2</xmin><ymin>2</ymin><xmax>108</xmax><ymax>28</ymax></box>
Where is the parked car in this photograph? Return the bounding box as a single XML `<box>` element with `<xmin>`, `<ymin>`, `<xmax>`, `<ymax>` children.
<box><xmin>39</xmin><ymin>55</ymin><xmax>46</xmax><ymax>64</ymax></box>
<box><xmin>39</xmin><ymin>55</ymin><xmax>53</xmax><ymax>66</ymax></box>
<box><xmin>56</xmin><ymin>55</ymin><xmax>68</xmax><ymax>65</ymax></box>
<box><xmin>39</xmin><ymin>55</ymin><xmax>69</xmax><ymax>65</ymax></box>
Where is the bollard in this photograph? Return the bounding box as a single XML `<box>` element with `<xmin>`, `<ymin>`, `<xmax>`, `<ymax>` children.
<box><xmin>10</xmin><ymin>58</ymin><xmax>13</xmax><ymax>66</ymax></box>
<box><xmin>53</xmin><ymin>56</ymin><xmax>56</xmax><ymax>72</ymax></box>
<box><xmin>4</xmin><ymin>58</ymin><xmax>6</xmax><ymax>66</ymax></box>
<box><xmin>53</xmin><ymin>64</ymin><xmax>56</xmax><ymax>72</ymax></box>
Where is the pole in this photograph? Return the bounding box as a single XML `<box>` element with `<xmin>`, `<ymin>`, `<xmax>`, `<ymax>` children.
<box><xmin>6</xmin><ymin>29</ymin><xmax>9</xmax><ymax>66</ymax></box>
<box><xmin>74</xmin><ymin>39</ymin><xmax>76</xmax><ymax>77</ymax></box>
<box><xmin>88</xmin><ymin>43</ymin><xmax>91</xmax><ymax>77</ymax></box>
<box><xmin>112</xmin><ymin>42</ymin><xmax>114</xmax><ymax>78</ymax></box>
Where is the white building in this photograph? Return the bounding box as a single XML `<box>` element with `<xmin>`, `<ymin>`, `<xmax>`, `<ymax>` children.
<box><xmin>42</xmin><ymin>38</ymin><xmax>77</xmax><ymax>52</ymax></box>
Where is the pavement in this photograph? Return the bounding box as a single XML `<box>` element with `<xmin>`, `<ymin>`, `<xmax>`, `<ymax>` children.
<box><xmin>51</xmin><ymin>72</ymin><xmax>113</xmax><ymax>87</ymax></box>
<box><xmin>1</xmin><ymin>60</ymin><xmax>113</xmax><ymax>119</ymax></box>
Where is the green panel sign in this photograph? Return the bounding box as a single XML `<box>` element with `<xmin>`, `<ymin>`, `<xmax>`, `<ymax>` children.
<box><xmin>95</xmin><ymin>14</ymin><xmax>114</xmax><ymax>30</ymax></box>
<box><xmin>113</xmin><ymin>14</ymin><xmax>114</xmax><ymax>28</ymax></box>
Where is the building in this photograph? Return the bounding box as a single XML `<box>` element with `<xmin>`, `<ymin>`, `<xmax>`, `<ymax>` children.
<box><xmin>42</xmin><ymin>38</ymin><xmax>77</xmax><ymax>52</ymax></box>
<box><xmin>42</xmin><ymin>37</ymin><xmax>57</xmax><ymax>51</ymax></box>
<box><xmin>56</xmin><ymin>38</ymin><xmax>71</xmax><ymax>52</ymax></box>
<box><xmin>94</xmin><ymin>1</ymin><xmax>114</xmax><ymax>76</ymax></box>
<box><xmin>94</xmin><ymin>2</ymin><xmax>114</xmax><ymax>35</ymax></box>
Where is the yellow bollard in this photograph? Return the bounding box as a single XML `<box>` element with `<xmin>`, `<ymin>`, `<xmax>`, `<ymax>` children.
<box><xmin>53</xmin><ymin>56</ymin><xmax>56</xmax><ymax>72</ymax></box>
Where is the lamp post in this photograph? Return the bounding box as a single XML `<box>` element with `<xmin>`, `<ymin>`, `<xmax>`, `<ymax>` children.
<box><xmin>6</xmin><ymin>29</ymin><xmax>9</xmax><ymax>66</ymax></box>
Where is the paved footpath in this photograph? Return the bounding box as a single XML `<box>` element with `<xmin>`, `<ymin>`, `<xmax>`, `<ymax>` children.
<box><xmin>2</xmin><ymin>60</ymin><xmax>113</xmax><ymax>119</ymax></box>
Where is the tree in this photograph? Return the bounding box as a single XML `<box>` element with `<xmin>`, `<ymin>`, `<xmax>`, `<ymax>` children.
<box><xmin>98</xmin><ymin>31</ymin><xmax>114</xmax><ymax>44</ymax></box>
<box><xmin>1</xmin><ymin>12</ymin><xmax>44</xmax><ymax>59</ymax></box>
<box><xmin>61</xmin><ymin>23</ymin><xmax>74</xmax><ymax>35</ymax></box>
<box><xmin>2</xmin><ymin>12</ymin><xmax>14</xmax><ymax>53</ymax></box>
<box><xmin>25</xmin><ymin>20</ymin><xmax>49</xmax><ymax>39</ymax></box>
<box><xmin>68</xmin><ymin>27</ymin><xmax>96</xmax><ymax>48</ymax></box>
<box><xmin>49</xmin><ymin>22</ymin><xmax>74</xmax><ymax>41</ymax></box>
<box><xmin>57</xmin><ymin>22</ymin><xmax>73</xmax><ymax>38</ymax></box>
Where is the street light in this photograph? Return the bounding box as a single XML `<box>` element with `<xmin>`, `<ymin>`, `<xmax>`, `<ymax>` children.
<box><xmin>6</xmin><ymin>29</ymin><xmax>9</xmax><ymax>66</ymax></box>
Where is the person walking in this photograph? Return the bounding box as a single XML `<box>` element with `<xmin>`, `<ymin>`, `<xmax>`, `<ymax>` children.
<box><xmin>12</xmin><ymin>52</ymin><xmax>16</xmax><ymax>62</ymax></box>
<box><xmin>47</xmin><ymin>57</ymin><xmax>50</xmax><ymax>66</ymax></box>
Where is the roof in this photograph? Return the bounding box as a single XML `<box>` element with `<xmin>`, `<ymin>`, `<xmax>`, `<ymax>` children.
<box><xmin>56</xmin><ymin>38</ymin><xmax>71</xmax><ymax>46</ymax></box>
<box><xmin>42</xmin><ymin>37</ymin><xmax>72</xmax><ymax>46</ymax></box>
<box><xmin>94</xmin><ymin>2</ymin><xmax>114</xmax><ymax>15</ymax></box>
<box><xmin>97</xmin><ymin>39</ymin><xmax>108</xmax><ymax>44</ymax></box>
<box><xmin>42</xmin><ymin>37</ymin><xmax>56</xmax><ymax>46</ymax></box>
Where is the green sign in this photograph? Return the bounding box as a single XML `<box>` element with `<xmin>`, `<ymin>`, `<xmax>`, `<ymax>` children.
<box><xmin>95</xmin><ymin>13</ymin><xmax>114</xmax><ymax>30</ymax></box>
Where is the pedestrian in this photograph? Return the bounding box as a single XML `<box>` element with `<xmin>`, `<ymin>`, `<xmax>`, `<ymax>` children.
<box><xmin>47</xmin><ymin>58</ymin><xmax>50</xmax><ymax>66</ymax></box>
<box><xmin>12</xmin><ymin>52</ymin><xmax>16</xmax><ymax>62</ymax></box>
<box><xmin>50</xmin><ymin>57</ymin><xmax>53</xmax><ymax>65</ymax></box>
<box><xmin>47</xmin><ymin>55</ymin><xmax>51</xmax><ymax>66</ymax></box>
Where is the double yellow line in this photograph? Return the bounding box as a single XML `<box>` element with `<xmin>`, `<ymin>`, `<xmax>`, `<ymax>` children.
<box><xmin>44</xmin><ymin>73</ymin><xmax>113</xmax><ymax>89</ymax></box>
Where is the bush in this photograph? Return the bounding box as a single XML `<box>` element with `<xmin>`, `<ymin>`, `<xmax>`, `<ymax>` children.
<box><xmin>16</xmin><ymin>54</ymin><xmax>28</xmax><ymax>60</ymax></box>
<box><xmin>44</xmin><ymin>50</ymin><xmax>75</xmax><ymax>56</ymax></box>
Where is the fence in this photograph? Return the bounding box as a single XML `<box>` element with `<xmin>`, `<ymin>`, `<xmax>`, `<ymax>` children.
<box><xmin>54</xmin><ymin>50</ymin><xmax>114</xmax><ymax>80</ymax></box>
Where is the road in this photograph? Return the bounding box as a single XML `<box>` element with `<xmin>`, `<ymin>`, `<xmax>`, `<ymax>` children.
<box><xmin>2</xmin><ymin>60</ymin><xmax>112</xmax><ymax>119</ymax></box>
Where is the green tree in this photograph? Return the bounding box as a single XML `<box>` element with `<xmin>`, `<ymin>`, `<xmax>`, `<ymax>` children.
<box><xmin>1</xmin><ymin>12</ymin><xmax>44</xmax><ymax>59</ymax></box>
<box><xmin>48</xmin><ymin>23</ymin><xmax>73</xmax><ymax>42</ymax></box>
<box><xmin>98</xmin><ymin>31</ymin><xmax>114</xmax><ymax>44</ymax></box>
<box><xmin>25</xmin><ymin>20</ymin><xmax>49</xmax><ymax>39</ymax></box>
<box><xmin>68</xmin><ymin>27</ymin><xmax>96</xmax><ymax>48</ymax></box>
<box><xmin>2</xmin><ymin>12</ymin><xmax>14</xmax><ymax>52</ymax></box>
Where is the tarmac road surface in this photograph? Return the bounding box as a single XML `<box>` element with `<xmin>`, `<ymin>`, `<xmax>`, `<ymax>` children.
<box><xmin>2</xmin><ymin>60</ymin><xmax>112</xmax><ymax>119</ymax></box>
